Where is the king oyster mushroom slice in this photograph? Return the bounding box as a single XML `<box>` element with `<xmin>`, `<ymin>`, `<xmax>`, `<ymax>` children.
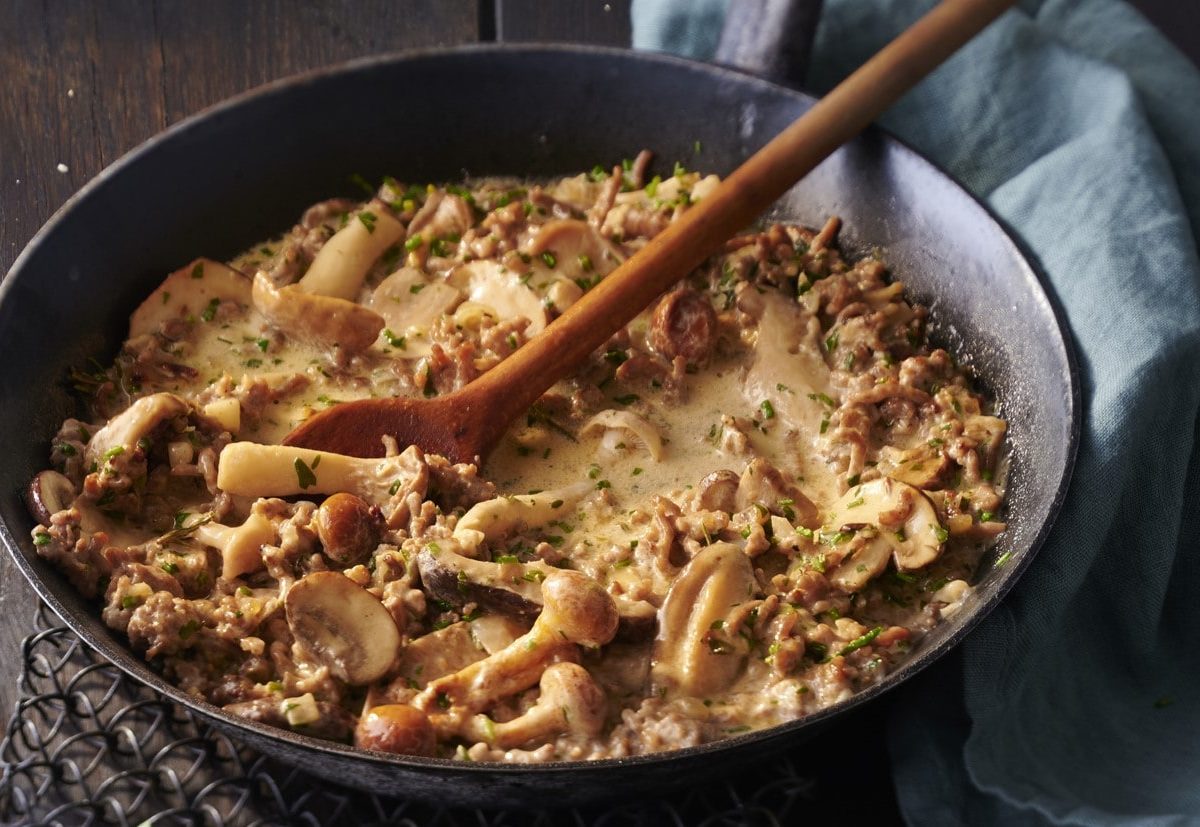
<box><xmin>285</xmin><ymin>571</ymin><xmax>401</xmax><ymax>686</ymax></box>
<box><xmin>128</xmin><ymin>258</ymin><xmax>251</xmax><ymax>340</ymax></box>
<box><xmin>458</xmin><ymin>661</ymin><xmax>607</xmax><ymax>749</ymax></box>
<box><xmin>417</xmin><ymin>545</ymin><xmax>656</xmax><ymax>638</ymax></box>
<box><xmin>367</xmin><ymin>266</ymin><xmax>462</xmax><ymax>357</ymax></box>
<box><xmin>451</xmin><ymin>484</ymin><xmax>591</xmax><ymax>551</ymax></box>
<box><xmin>446</xmin><ymin>260</ymin><xmax>546</xmax><ymax>336</ymax></box>
<box><xmin>216</xmin><ymin>443</ymin><xmax>426</xmax><ymax>507</ymax></box>
<box><xmin>825</xmin><ymin>477</ymin><xmax>945</xmax><ymax>573</ymax></box>
<box><xmin>651</xmin><ymin>542</ymin><xmax>756</xmax><ymax>698</ymax></box>
<box><xmin>252</xmin><ymin>272</ymin><xmax>385</xmax><ymax>355</ymax></box>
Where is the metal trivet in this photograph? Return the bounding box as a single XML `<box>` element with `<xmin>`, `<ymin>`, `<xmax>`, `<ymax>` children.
<box><xmin>0</xmin><ymin>603</ymin><xmax>818</xmax><ymax>826</ymax></box>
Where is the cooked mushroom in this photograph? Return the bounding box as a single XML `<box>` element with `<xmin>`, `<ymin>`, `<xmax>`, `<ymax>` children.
<box><xmin>460</xmin><ymin>662</ymin><xmax>606</xmax><ymax>749</ymax></box>
<box><xmin>251</xmin><ymin>272</ymin><xmax>385</xmax><ymax>355</ymax></box>
<box><xmin>692</xmin><ymin>470</ymin><xmax>739</xmax><ymax>513</ymax></box>
<box><xmin>284</xmin><ymin>571</ymin><xmax>402</xmax><ymax>685</ymax></box>
<box><xmin>734</xmin><ymin>457</ymin><xmax>819</xmax><ymax>526</ymax></box>
<box><xmin>580</xmin><ymin>410</ymin><xmax>665</xmax><ymax>461</ymax></box>
<box><xmin>651</xmin><ymin>542</ymin><xmax>756</xmax><ymax>697</ymax></box>
<box><xmin>407</xmin><ymin>192</ymin><xmax>473</xmax><ymax>244</ymax></box>
<box><xmin>367</xmin><ymin>266</ymin><xmax>462</xmax><ymax>356</ymax></box>
<box><xmin>129</xmin><ymin>258</ymin><xmax>251</xmax><ymax>339</ymax></box>
<box><xmin>216</xmin><ymin>442</ymin><xmax>426</xmax><ymax>507</ymax></box>
<box><xmin>522</xmin><ymin>218</ymin><xmax>626</xmax><ymax>281</ymax></box>
<box><xmin>452</xmin><ymin>483</ymin><xmax>590</xmax><ymax>550</ymax></box>
<box><xmin>355</xmin><ymin>703</ymin><xmax>436</xmax><ymax>756</ymax></box>
<box><xmin>825</xmin><ymin>477</ymin><xmax>944</xmax><ymax>571</ymax></box>
<box><xmin>413</xmin><ymin>570</ymin><xmax>618</xmax><ymax>714</ymax></box>
<box><xmin>417</xmin><ymin>544</ymin><xmax>656</xmax><ymax>636</ymax></box>
<box><xmin>446</xmin><ymin>260</ymin><xmax>546</xmax><ymax>336</ymax></box>
<box><xmin>192</xmin><ymin>507</ymin><xmax>279</xmax><ymax>581</ymax></box>
<box><xmin>649</xmin><ymin>288</ymin><xmax>717</xmax><ymax>364</ymax></box>
<box><xmin>314</xmin><ymin>492</ymin><xmax>384</xmax><ymax>566</ymax></box>
<box><xmin>297</xmin><ymin>208</ymin><xmax>405</xmax><ymax>300</ymax></box>
<box><xmin>84</xmin><ymin>392</ymin><xmax>191</xmax><ymax>469</ymax></box>
<box><xmin>26</xmin><ymin>470</ymin><xmax>77</xmax><ymax>525</ymax></box>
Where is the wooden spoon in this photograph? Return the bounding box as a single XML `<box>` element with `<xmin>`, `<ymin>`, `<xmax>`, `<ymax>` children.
<box><xmin>283</xmin><ymin>0</ymin><xmax>1014</xmax><ymax>462</ymax></box>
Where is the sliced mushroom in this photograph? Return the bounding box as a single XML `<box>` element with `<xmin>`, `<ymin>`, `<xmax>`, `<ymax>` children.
<box><xmin>297</xmin><ymin>208</ymin><xmax>405</xmax><ymax>300</ymax></box>
<box><xmin>367</xmin><ymin>267</ymin><xmax>462</xmax><ymax>356</ymax></box>
<box><xmin>413</xmin><ymin>570</ymin><xmax>618</xmax><ymax>714</ymax></box>
<box><xmin>879</xmin><ymin>444</ymin><xmax>952</xmax><ymax>489</ymax></box>
<box><xmin>741</xmin><ymin>291</ymin><xmax>833</xmax><ymax>441</ymax></box>
<box><xmin>394</xmin><ymin>621</ymin><xmax>490</xmax><ymax>689</ymax></box>
<box><xmin>446</xmin><ymin>260</ymin><xmax>546</xmax><ymax>336</ymax></box>
<box><xmin>460</xmin><ymin>662</ymin><xmax>606</xmax><ymax>749</ymax></box>
<box><xmin>193</xmin><ymin>508</ymin><xmax>279</xmax><ymax>581</ymax></box>
<box><xmin>452</xmin><ymin>483</ymin><xmax>590</xmax><ymax>550</ymax></box>
<box><xmin>284</xmin><ymin>571</ymin><xmax>401</xmax><ymax>685</ymax></box>
<box><xmin>826</xmin><ymin>532</ymin><xmax>894</xmax><ymax>593</ymax></box>
<box><xmin>826</xmin><ymin>477</ymin><xmax>944</xmax><ymax>571</ymax></box>
<box><xmin>651</xmin><ymin>542</ymin><xmax>756</xmax><ymax>697</ymax></box>
<box><xmin>85</xmin><ymin>392</ymin><xmax>191</xmax><ymax>469</ymax></box>
<box><xmin>734</xmin><ymin>457</ymin><xmax>819</xmax><ymax>526</ymax></box>
<box><xmin>252</xmin><ymin>272</ymin><xmax>385</xmax><ymax>354</ymax></box>
<box><xmin>407</xmin><ymin>192</ymin><xmax>473</xmax><ymax>243</ymax></box>
<box><xmin>26</xmin><ymin>470</ymin><xmax>78</xmax><ymax>525</ymax></box>
<box><xmin>580</xmin><ymin>410</ymin><xmax>664</xmax><ymax>461</ymax></box>
<box><xmin>129</xmin><ymin>258</ymin><xmax>251</xmax><ymax>339</ymax></box>
<box><xmin>522</xmin><ymin>218</ymin><xmax>626</xmax><ymax>281</ymax></box>
<box><xmin>216</xmin><ymin>442</ymin><xmax>426</xmax><ymax>507</ymax></box>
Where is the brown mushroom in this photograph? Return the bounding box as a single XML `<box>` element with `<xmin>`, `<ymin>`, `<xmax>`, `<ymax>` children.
<box><xmin>354</xmin><ymin>704</ymin><xmax>437</xmax><ymax>756</ymax></box>
<box><xmin>26</xmin><ymin>470</ymin><xmax>77</xmax><ymax>525</ymax></box>
<box><xmin>460</xmin><ymin>662</ymin><xmax>606</xmax><ymax>749</ymax></box>
<box><xmin>284</xmin><ymin>571</ymin><xmax>402</xmax><ymax>685</ymax></box>
<box><xmin>413</xmin><ymin>570</ymin><xmax>618</xmax><ymax>714</ymax></box>
<box><xmin>649</xmin><ymin>288</ymin><xmax>718</xmax><ymax>364</ymax></box>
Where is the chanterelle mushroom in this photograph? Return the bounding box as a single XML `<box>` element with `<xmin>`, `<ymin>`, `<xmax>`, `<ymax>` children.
<box><xmin>413</xmin><ymin>570</ymin><xmax>618</xmax><ymax>715</ymax></box>
<box><xmin>285</xmin><ymin>571</ymin><xmax>401</xmax><ymax>686</ymax></box>
<box><xmin>459</xmin><ymin>661</ymin><xmax>606</xmax><ymax>749</ymax></box>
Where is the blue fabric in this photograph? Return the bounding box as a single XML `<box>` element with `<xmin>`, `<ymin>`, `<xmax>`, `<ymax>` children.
<box><xmin>633</xmin><ymin>1</ymin><xmax>1200</xmax><ymax>824</ymax></box>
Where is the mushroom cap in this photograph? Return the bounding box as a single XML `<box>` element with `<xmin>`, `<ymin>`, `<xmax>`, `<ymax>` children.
<box><xmin>284</xmin><ymin>571</ymin><xmax>401</xmax><ymax>685</ymax></box>
<box><xmin>537</xmin><ymin>662</ymin><xmax>606</xmax><ymax>736</ymax></box>
<box><xmin>252</xmin><ymin>272</ymin><xmax>385</xmax><ymax>354</ymax></box>
<box><xmin>539</xmin><ymin>570</ymin><xmax>619</xmax><ymax>648</ymax></box>
<box><xmin>354</xmin><ymin>704</ymin><xmax>436</xmax><ymax>756</ymax></box>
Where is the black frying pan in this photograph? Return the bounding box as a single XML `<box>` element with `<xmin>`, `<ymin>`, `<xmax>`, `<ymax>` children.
<box><xmin>0</xmin><ymin>46</ymin><xmax>1078</xmax><ymax>808</ymax></box>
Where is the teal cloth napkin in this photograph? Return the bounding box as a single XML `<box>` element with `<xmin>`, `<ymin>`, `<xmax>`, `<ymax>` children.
<box><xmin>633</xmin><ymin>1</ymin><xmax>1200</xmax><ymax>823</ymax></box>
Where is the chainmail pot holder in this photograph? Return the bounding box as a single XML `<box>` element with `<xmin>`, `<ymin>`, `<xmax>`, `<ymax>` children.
<box><xmin>0</xmin><ymin>602</ymin><xmax>824</xmax><ymax>826</ymax></box>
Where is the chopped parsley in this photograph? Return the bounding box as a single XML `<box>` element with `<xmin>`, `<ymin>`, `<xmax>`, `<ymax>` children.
<box><xmin>32</xmin><ymin>532</ymin><xmax>51</xmax><ymax>547</ymax></box>
<box><xmin>190</xmin><ymin>263</ymin><xmax>204</xmax><ymax>279</ymax></box>
<box><xmin>200</xmin><ymin>298</ymin><xmax>221</xmax><ymax>322</ymax></box>
<box><xmin>838</xmin><ymin>626</ymin><xmax>883</xmax><ymax>656</ymax></box>
<box><xmin>760</xmin><ymin>400</ymin><xmax>775</xmax><ymax>420</ymax></box>
<box><xmin>382</xmin><ymin>328</ymin><xmax>407</xmax><ymax>350</ymax></box>
<box><xmin>540</xmin><ymin>251</ymin><xmax>557</xmax><ymax>269</ymax></box>
<box><xmin>293</xmin><ymin>457</ymin><xmax>317</xmax><ymax>490</ymax></box>
<box><xmin>404</xmin><ymin>234</ymin><xmax>423</xmax><ymax>252</ymax></box>
<box><xmin>358</xmin><ymin>211</ymin><xmax>377</xmax><ymax>233</ymax></box>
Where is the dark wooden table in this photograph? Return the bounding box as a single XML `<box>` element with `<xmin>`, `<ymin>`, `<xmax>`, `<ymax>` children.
<box><xmin>1</xmin><ymin>1</ymin><xmax>1192</xmax><ymax>823</ymax></box>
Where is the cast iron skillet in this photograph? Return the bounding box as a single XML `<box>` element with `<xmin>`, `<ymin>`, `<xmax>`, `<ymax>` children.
<box><xmin>0</xmin><ymin>46</ymin><xmax>1079</xmax><ymax>808</ymax></box>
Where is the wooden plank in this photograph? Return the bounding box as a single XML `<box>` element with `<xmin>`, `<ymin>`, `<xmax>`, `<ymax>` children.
<box><xmin>0</xmin><ymin>0</ymin><xmax>478</xmax><ymax>717</ymax></box>
<box><xmin>496</xmin><ymin>0</ymin><xmax>630</xmax><ymax>46</ymax></box>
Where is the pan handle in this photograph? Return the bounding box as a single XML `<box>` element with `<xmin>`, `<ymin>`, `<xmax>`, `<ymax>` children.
<box><xmin>714</xmin><ymin>0</ymin><xmax>824</xmax><ymax>89</ymax></box>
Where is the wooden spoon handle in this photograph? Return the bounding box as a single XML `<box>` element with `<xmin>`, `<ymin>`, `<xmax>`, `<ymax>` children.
<box><xmin>467</xmin><ymin>0</ymin><xmax>1014</xmax><ymax>428</ymax></box>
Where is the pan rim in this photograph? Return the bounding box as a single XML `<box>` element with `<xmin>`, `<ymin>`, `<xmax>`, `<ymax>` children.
<box><xmin>0</xmin><ymin>42</ymin><xmax>1080</xmax><ymax>781</ymax></box>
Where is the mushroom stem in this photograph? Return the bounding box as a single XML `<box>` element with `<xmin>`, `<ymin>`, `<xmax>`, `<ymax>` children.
<box><xmin>460</xmin><ymin>661</ymin><xmax>606</xmax><ymax>749</ymax></box>
<box><xmin>216</xmin><ymin>442</ymin><xmax>426</xmax><ymax>505</ymax></box>
<box><xmin>413</xmin><ymin>570</ymin><xmax>618</xmax><ymax>714</ymax></box>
